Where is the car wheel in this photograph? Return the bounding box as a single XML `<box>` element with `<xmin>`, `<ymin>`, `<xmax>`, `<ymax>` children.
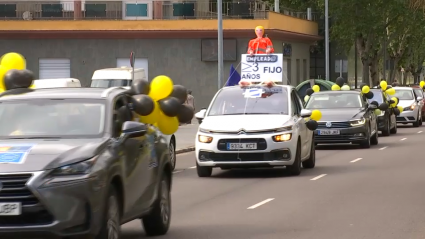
<box><xmin>302</xmin><ymin>137</ymin><xmax>315</xmax><ymax>169</ymax></box>
<box><xmin>96</xmin><ymin>186</ymin><xmax>121</xmax><ymax>239</ymax></box>
<box><xmin>360</xmin><ymin>127</ymin><xmax>371</xmax><ymax>148</ymax></box>
<box><xmin>390</xmin><ymin>122</ymin><xmax>397</xmax><ymax>134</ymax></box>
<box><xmin>413</xmin><ymin>113</ymin><xmax>420</xmax><ymax>127</ymax></box>
<box><xmin>382</xmin><ymin>118</ymin><xmax>390</xmax><ymax>136</ymax></box>
<box><xmin>142</xmin><ymin>174</ymin><xmax>171</xmax><ymax>236</ymax></box>
<box><xmin>196</xmin><ymin>161</ymin><xmax>213</xmax><ymax>177</ymax></box>
<box><xmin>169</xmin><ymin>140</ymin><xmax>176</xmax><ymax>171</ymax></box>
<box><xmin>370</xmin><ymin>129</ymin><xmax>378</xmax><ymax>145</ymax></box>
<box><xmin>287</xmin><ymin>141</ymin><xmax>302</xmax><ymax>175</ymax></box>
<box><xmin>420</xmin><ymin>117</ymin><xmax>423</xmax><ymax>126</ymax></box>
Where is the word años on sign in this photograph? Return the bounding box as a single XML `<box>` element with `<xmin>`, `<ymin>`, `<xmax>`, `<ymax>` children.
<box><xmin>241</xmin><ymin>73</ymin><xmax>261</xmax><ymax>80</ymax></box>
<box><xmin>263</xmin><ymin>67</ymin><xmax>282</xmax><ymax>73</ymax></box>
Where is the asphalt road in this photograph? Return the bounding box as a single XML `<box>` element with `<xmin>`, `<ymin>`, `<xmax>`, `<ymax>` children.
<box><xmin>122</xmin><ymin>124</ymin><xmax>425</xmax><ymax>239</ymax></box>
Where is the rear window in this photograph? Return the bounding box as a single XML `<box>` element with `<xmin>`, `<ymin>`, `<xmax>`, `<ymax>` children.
<box><xmin>368</xmin><ymin>90</ymin><xmax>384</xmax><ymax>103</ymax></box>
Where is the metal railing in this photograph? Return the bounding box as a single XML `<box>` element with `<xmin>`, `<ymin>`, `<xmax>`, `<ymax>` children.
<box><xmin>0</xmin><ymin>0</ymin><xmax>315</xmax><ymax>21</ymax></box>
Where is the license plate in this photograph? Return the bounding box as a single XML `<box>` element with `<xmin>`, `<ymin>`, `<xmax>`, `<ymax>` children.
<box><xmin>0</xmin><ymin>203</ymin><xmax>21</xmax><ymax>216</ymax></box>
<box><xmin>318</xmin><ymin>130</ymin><xmax>340</xmax><ymax>135</ymax></box>
<box><xmin>227</xmin><ymin>143</ymin><xmax>257</xmax><ymax>150</ymax></box>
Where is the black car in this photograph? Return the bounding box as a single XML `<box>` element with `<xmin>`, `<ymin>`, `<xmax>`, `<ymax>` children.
<box><xmin>0</xmin><ymin>87</ymin><xmax>172</xmax><ymax>238</ymax></box>
<box><xmin>368</xmin><ymin>89</ymin><xmax>397</xmax><ymax>135</ymax></box>
<box><xmin>305</xmin><ymin>91</ymin><xmax>379</xmax><ymax>148</ymax></box>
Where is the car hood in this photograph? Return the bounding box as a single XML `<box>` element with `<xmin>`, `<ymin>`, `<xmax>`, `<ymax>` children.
<box><xmin>0</xmin><ymin>138</ymin><xmax>108</xmax><ymax>173</ymax></box>
<box><xmin>397</xmin><ymin>100</ymin><xmax>415</xmax><ymax>108</ymax></box>
<box><xmin>317</xmin><ymin>108</ymin><xmax>365</xmax><ymax>121</ymax></box>
<box><xmin>201</xmin><ymin>114</ymin><xmax>291</xmax><ymax>132</ymax></box>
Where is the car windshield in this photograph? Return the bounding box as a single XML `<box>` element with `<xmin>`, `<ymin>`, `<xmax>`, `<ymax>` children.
<box><xmin>413</xmin><ymin>89</ymin><xmax>423</xmax><ymax>98</ymax></box>
<box><xmin>368</xmin><ymin>90</ymin><xmax>384</xmax><ymax>103</ymax></box>
<box><xmin>394</xmin><ymin>89</ymin><xmax>414</xmax><ymax>100</ymax></box>
<box><xmin>306</xmin><ymin>93</ymin><xmax>363</xmax><ymax>109</ymax></box>
<box><xmin>91</xmin><ymin>79</ymin><xmax>132</xmax><ymax>88</ymax></box>
<box><xmin>0</xmin><ymin>99</ymin><xmax>105</xmax><ymax>139</ymax></box>
<box><xmin>208</xmin><ymin>86</ymin><xmax>289</xmax><ymax>115</ymax></box>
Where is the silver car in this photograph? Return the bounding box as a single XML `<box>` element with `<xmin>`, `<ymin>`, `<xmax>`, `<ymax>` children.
<box><xmin>393</xmin><ymin>87</ymin><xmax>423</xmax><ymax>127</ymax></box>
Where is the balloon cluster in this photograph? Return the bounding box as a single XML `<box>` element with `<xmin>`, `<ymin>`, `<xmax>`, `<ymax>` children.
<box><xmin>303</xmin><ymin>84</ymin><xmax>320</xmax><ymax>102</ymax></box>
<box><xmin>371</xmin><ymin>80</ymin><xmax>401</xmax><ymax>116</ymax></box>
<box><xmin>331</xmin><ymin>77</ymin><xmax>351</xmax><ymax>91</ymax></box>
<box><xmin>301</xmin><ymin>84</ymin><xmax>322</xmax><ymax>130</ymax></box>
<box><xmin>0</xmin><ymin>52</ymin><xmax>34</xmax><ymax>93</ymax></box>
<box><xmin>128</xmin><ymin>76</ymin><xmax>194</xmax><ymax>135</ymax></box>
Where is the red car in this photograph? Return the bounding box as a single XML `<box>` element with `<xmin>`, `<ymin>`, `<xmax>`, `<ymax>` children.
<box><xmin>410</xmin><ymin>85</ymin><xmax>425</xmax><ymax>120</ymax></box>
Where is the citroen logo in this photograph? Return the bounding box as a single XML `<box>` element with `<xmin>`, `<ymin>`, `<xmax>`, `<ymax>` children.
<box><xmin>238</xmin><ymin>128</ymin><xmax>246</xmax><ymax>135</ymax></box>
<box><xmin>326</xmin><ymin>122</ymin><xmax>332</xmax><ymax>128</ymax></box>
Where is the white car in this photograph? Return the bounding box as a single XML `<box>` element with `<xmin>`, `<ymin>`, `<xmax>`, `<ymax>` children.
<box><xmin>194</xmin><ymin>84</ymin><xmax>316</xmax><ymax>177</ymax></box>
<box><xmin>393</xmin><ymin>87</ymin><xmax>423</xmax><ymax>127</ymax></box>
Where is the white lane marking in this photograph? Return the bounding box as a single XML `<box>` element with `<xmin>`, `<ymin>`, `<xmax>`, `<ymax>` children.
<box><xmin>400</xmin><ymin>138</ymin><xmax>407</xmax><ymax>141</ymax></box>
<box><xmin>189</xmin><ymin>166</ymin><xmax>196</xmax><ymax>169</ymax></box>
<box><xmin>247</xmin><ymin>198</ymin><xmax>275</xmax><ymax>209</ymax></box>
<box><xmin>379</xmin><ymin>146</ymin><xmax>388</xmax><ymax>150</ymax></box>
<box><xmin>310</xmin><ymin>174</ymin><xmax>327</xmax><ymax>181</ymax></box>
<box><xmin>173</xmin><ymin>170</ymin><xmax>183</xmax><ymax>174</ymax></box>
<box><xmin>350</xmin><ymin>158</ymin><xmax>362</xmax><ymax>163</ymax></box>
<box><xmin>418</xmin><ymin>131</ymin><xmax>422</xmax><ymax>133</ymax></box>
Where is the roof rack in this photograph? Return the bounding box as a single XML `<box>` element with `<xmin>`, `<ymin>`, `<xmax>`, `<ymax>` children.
<box><xmin>101</xmin><ymin>87</ymin><xmax>127</xmax><ymax>98</ymax></box>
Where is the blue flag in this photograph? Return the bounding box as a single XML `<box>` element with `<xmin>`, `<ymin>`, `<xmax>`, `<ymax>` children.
<box><xmin>225</xmin><ymin>64</ymin><xmax>241</xmax><ymax>86</ymax></box>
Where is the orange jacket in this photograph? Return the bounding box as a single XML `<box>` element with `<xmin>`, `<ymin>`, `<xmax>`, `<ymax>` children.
<box><xmin>247</xmin><ymin>37</ymin><xmax>274</xmax><ymax>54</ymax></box>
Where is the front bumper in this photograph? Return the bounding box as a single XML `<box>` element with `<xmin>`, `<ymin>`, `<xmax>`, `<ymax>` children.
<box><xmin>396</xmin><ymin>109</ymin><xmax>418</xmax><ymax>123</ymax></box>
<box><xmin>195</xmin><ymin>131</ymin><xmax>298</xmax><ymax>168</ymax></box>
<box><xmin>314</xmin><ymin>122</ymin><xmax>368</xmax><ymax>144</ymax></box>
<box><xmin>0</xmin><ymin>171</ymin><xmax>106</xmax><ymax>238</ymax></box>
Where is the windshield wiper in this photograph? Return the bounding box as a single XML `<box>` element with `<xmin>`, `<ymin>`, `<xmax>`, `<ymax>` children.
<box><xmin>9</xmin><ymin>136</ymin><xmax>62</xmax><ymax>139</ymax></box>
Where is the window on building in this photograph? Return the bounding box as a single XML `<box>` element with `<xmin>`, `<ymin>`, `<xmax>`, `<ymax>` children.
<box><xmin>123</xmin><ymin>1</ymin><xmax>152</xmax><ymax>19</ymax></box>
<box><xmin>0</xmin><ymin>4</ymin><xmax>16</xmax><ymax>18</ymax></box>
<box><xmin>116</xmin><ymin>58</ymin><xmax>149</xmax><ymax>80</ymax></box>
<box><xmin>41</xmin><ymin>4</ymin><xmax>63</xmax><ymax>18</ymax></box>
<box><xmin>173</xmin><ymin>3</ymin><xmax>194</xmax><ymax>17</ymax></box>
<box><xmin>39</xmin><ymin>58</ymin><xmax>71</xmax><ymax>79</ymax></box>
<box><xmin>85</xmin><ymin>3</ymin><xmax>106</xmax><ymax>18</ymax></box>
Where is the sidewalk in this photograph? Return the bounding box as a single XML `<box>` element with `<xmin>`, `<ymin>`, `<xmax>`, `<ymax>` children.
<box><xmin>174</xmin><ymin>120</ymin><xmax>199</xmax><ymax>154</ymax></box>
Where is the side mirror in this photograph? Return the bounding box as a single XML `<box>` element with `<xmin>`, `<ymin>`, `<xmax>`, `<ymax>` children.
<box><xmin>300</xmin><ymin>109</ymin><xmax>312</xmax><ymax>118</ymax></box>
<box><xmin>121</xmin><ymin>121</ymin><xmax>147</xmax><ymax>139</ymax></box>
<box><xmin>195</xmin><ymin>109</ymin><xmax>207</xmax><ymax>120</ymax></box>
<box><xmin>417</xmin><ymin>97</ymin><xmax>423</xmax><ymax>102</ymax></box>
<box><xmin>368</xmin><ymin>104</ymin><xmax>377</xmax><ymax>109</ymax></box>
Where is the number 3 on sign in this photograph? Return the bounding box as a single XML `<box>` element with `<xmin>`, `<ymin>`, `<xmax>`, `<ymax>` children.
<box><xmin>252</xmin><ymin>62</ymin><xmax>258</xmax><ymax>72</ymax></box>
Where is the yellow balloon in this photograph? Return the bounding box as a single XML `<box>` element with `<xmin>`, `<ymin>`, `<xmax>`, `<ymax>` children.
<box><xmin>420</xmin><ymin>81</ymin><xmax>425</xmax><ymax>88</ymax></box>
<box><xmin>361</xmin><ymin>85</ymin><xmax>370</xmax><ymax>94</ymax></box>
<box><xmin>386</xmin><ymin>88</ymin><xmax>395</xmax><ymax>95</ymax></box>
<box><xmin>149</xmin><ymin>75</ymin><xmax>173</xmax><ymax>101</ymax></box>
<box><xmin>140</xmin><ymin>101</ymin><xmax>160</xmax><ymax>124</ymax></box>
<box><xmin>157</xmin><ymin>113</ymin><xmax>179</xmax><ymax>135</ymax></box>
<box><xmin>391</xmin><ymin>97</ymin><xmax>398</xmax><ymax>105</ymax></box>
<box><xmin>397</xmin><ymin>105</ymin><xmax>403</xmax><ymax>113</ymax></box>
<box><xmin>312</xmin><ymin>85</ymin><xmax>320</xmax><ymax>92</ymax></box>
<box><xmin>0</xmin><ymin>52</ymin><xmax>26</xmax><ymax>70</ymax></box>
<box><xmin>0</xmin><ymin>66</ymin><xmax>7</xmax><ymax>92</ymax></box>
<box><xmin>380</xmin><ymin>81</ymin><xmax>387</xmax><ymax>91</ymax></box>
<box><xmin>310</xmin><ymin>109</ymin><xmax>322</xmax><ymax>121</ymax></box>
<box><xmin>331</xmin><ymin>84</ymin><xmax>340</xmax><ymax>91</ymax></box>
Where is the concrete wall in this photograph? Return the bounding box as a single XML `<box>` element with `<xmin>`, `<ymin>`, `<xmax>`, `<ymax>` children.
<box><xmin>0</xmin><ymin>38</ymin><xmax>310</xmax><ymax>109</ymax></box>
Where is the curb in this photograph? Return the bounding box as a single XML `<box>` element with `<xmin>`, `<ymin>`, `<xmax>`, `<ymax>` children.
<box><xmin>176</xmin><ymin>146</ymin><xmax>195</xmax><ymax>154</ymax></box>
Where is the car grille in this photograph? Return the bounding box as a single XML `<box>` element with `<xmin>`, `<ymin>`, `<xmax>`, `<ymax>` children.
<box><xmin>317</xmin><ymin>122</ymin><xmax>351</xmax><ymax>129</ymax></box>
<box><xmin>199</xmin><ymin>150</ymin><xmax>291</xmax><ymax>161</ymax></box>
<box><xmin>0</xmin><ymin>173</ymin><xmax>54</xmax><ymax>226</ymax></box>
<box><xmin>217</xmin><ymin>138</ymin><xmax>267</xmax><ymax>150</ymax></box>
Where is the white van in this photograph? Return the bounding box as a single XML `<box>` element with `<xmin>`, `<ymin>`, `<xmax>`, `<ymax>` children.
<box><xmin>90</xmin><ymin>67</ymin><xmax>147</xmax><ymax>89</ymax></box>
<box><xmin>32</xmin><ymin>78</ymin><xmax>81</xmax><ymax>89</ymax></box>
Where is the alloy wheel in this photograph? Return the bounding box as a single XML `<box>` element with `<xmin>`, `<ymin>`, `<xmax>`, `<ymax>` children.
<box><xmin>160</xmin><ymin>180</ymin><xmax>170</xmax><ymax>224</ymax></box>
<box><xmin>107</xmin><ymin>196</ymin><xmax>120</xmax><ymax>239</ymax></box>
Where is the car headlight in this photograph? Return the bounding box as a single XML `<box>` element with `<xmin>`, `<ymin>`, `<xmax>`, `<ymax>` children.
<box><xmin>51</xmin><ymin>157</ymin><xmax>97</xmax><ymax>176</ymax></box>
<box><xmin>350</xmin><ymin>117</ymin><xmax>366</xmax><ymax>126</ymax></box>
<box><xmin>272</xmin><ymin>133</ymin><xmax>291</xmax><ymax>142</ymax></box>
<box><xmin>403</xmin><ymin>104</ymin><xmax>415</xmax><ymax>111</ymax></box>
<box><xmin>198</xmin><ymin>135</ymin><xmax>213</xmax><ymax>143</ymax></box>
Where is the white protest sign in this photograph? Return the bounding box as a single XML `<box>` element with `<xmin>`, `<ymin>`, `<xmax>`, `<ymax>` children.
<box><xmin>240</xmin><ymin>54</ymin><xmax>284</xmax><ymax>83</ymax></box>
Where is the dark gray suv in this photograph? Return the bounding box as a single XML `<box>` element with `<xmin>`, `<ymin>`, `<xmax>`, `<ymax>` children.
<box><xmin>0</xmin><ymin>87</ymin><xmax>172</xmax><ymax>238</ymax></box>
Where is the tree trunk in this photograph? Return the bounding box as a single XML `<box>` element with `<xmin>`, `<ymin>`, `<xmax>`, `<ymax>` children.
<box><xmin>370</xmin><ymin>58</ymin><xmax>379</xmax><ymax>86</ymax></box>
<box><xmin>389</xmin><ymin>58</ymin><xmax>399</xmax><ymax>82</ymax></box>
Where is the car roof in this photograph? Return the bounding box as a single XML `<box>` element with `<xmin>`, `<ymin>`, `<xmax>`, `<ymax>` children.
<box><xmin>393</xmin><ymin>87</ymin><xmax>413</xmax><ymax>90</ymax></box>
<box><xmin>313</xmin><ymin>90</ymin><xmax>361</xmax><ymax>95</ymax></box>
<box><xmin>0</xmin><ymin>87</ymin><xmax>127</xmax><ymax>101</ymax></box>
<box><xmin>221</xmin><ymin>84</ymin><xmax>293</xmax><ymax>92</ymax></box>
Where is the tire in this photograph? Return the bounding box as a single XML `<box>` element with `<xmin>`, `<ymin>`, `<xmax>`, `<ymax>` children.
<box><xmin>370</xmin><ymin>129</ymin><xmax>378</xmax><ymax>145</ymax></box>
<box><xmin>360</xmin><ymin>127</ymin><xmax>371</xmax><ymax>148</ymax></box>
<box><xmin>287</xmin><ymin>141</ymin><xmax>302</xmax><ymax>175</ymax></box>
<box><xmin>390</xmin><ymin>122</ymin><xmax>397</xmax><ymax>134</ymax></box>
<box><xmin>382</xmin><ymin>118</ymin><xmax>390</xmax><ymax>136</ymax></box>
<box><xmin>413</xmin><ymin>115</ymin><xmax>420</xmax><ymax>127</ymax></box>
<box><xmin>420</xmin><ymin>117</ymin><xmax>423</xmax><ymax>126</ymax></box>
<box><xmin>96</xmin><ymin>186</ymin><xmax>121</xmax><ymax>239</ymax></box>
<box><xmin>142</xmin><ymin>174</ymin><xmax>171</xmax><ymax>236</ymax></box>
<box><xmin>302</xmin><ymin>137</ymin><xmax>315</xmax><ymax>169</ymax></box>
<box><xmin>196</xmin><ymin>161</ymin><xmax>212</xmax><ymax>177</ymax></box>
<box><xmin>169</xmin><ymin>140</ymin><xmax>176</xmax><ymax>171</ymax></box>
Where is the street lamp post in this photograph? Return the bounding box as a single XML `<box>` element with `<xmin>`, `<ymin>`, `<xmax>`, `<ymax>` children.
<box><xmin>325</xmin><ymin>0</ymin><xmax>329</xmax><ymax>81</ymax></box>
<box><xmin>217</xmin><ymin>0</ymin><xmax>224</xmax><ymax>90</ymax></box>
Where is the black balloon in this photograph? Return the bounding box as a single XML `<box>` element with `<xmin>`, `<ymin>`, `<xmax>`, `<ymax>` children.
<box><xmin>388</xmin><ymin>100</ymin><xmax>395</xmax><ymax>104</ymax></box>
<box><xmin>306</xmin><ymin>120</ymin><xmax>318</xmax><ymax>131</ymax></box>
<box><xmin>117</xmin><ymin>105</ymin><xmax>133</xmax><ymax>123</ymax></box>
<box><xmin>365</xmin><ymin>91</ymin><xmax>374</xmax><ymax>99</ymax></box>
<box><xmin>305</xmin><ymin>88</ymin><xmax>314</xmax><ymax>96</ymax></box>
<box><xmin>177</xmin><ymin>105</ymin><xmax>194</xmax><ymax>123</ymax></box>
<box><xmin>336</xmin><ymin>77</ymin><xmax>345</xmax><ymax>87</ymax></box>
<box><xmin>370</xmin><ymin>101</ymin><xmax>379</xmax><ymax>107</ymax></box>
<box><xmin>130</xmin><ymin>79</ymin><xmax>150</xmax><ymax>95</ymax></box>
<box><xmin>4</xmin><ymin>69</ymin><xmax>34</xmax><ymax>90</ymax></box>
<box><xmin>132</xmin><ymin>94</ymin><xmax>154</xmax><ymax>116</ymax></box>
<box><xmin>158</xmin><ymin>97</ymin><xmax>181</xmax><ymax>117</ymax></box>
<box><xmin>170</xmin><ymin>85</ymin><xmax>188</xmax><ymax>104</ymax></box>
<box><xmin>393</xmin><ymin>108</ymin><xmax>400</xmax><ymax>116</ymax></box>
<box><xmin>378</xmin><ymin>103</ymin><xmax>388</xmax><ymax>111</ymax></box>
<box><xmin>395</xmin><ymin>97</ymin><xmax>400</xmax><ymax>105</ymax></box>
